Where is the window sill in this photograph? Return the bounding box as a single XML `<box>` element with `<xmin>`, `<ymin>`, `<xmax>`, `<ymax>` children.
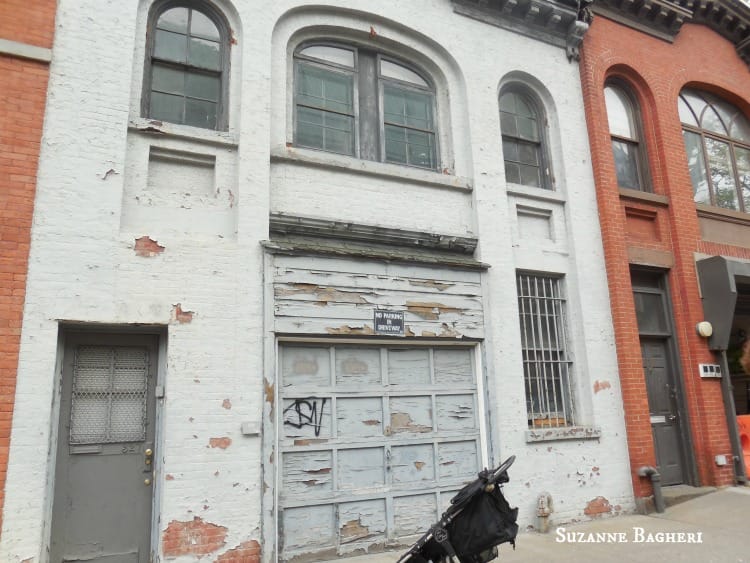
<box><xmin>506</xmin><ymin>183</ymin><xmax>566</xmax><ymax>204</ymax></box>
<box><xmin>618</xmin><ymin>188</ymin><xmax>669</xmax><ymax>207</ymax></box>
<box><xmin>696</xmin><ymin>203</ymin><xmax>750</xmax><ymax>226</ymax></box>
<box><xmin>270</xmin><ymin>146</ymin><xmax>473</xmax><ymax>191</ymax></box>
<box><xmin>128</xmin><ymin>117</ymin><xmax>239</xmax><ymax>147</ymax></box>
<box><xmin>525</xmin><ymin>425</ymin><xmax>601</xmax><ymax>443</ymax></box>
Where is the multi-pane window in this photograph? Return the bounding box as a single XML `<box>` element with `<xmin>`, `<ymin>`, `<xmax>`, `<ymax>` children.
<box><xmin>604</xmin><ymin>83</ymin><xmax>649</xmax><ymax>191</ymax></box>
<box><xmin>144</xmin><ymin>2</ymin><xmax>228</xmax><ymax>130</ymax></box>
<box><xmin>516</xmin><ymin>273</ymin><xmax>575</xmax><ymax>428</ymax></box>
<box><xmin>499</xmin><ymin>89</ymin><xmax>549</xmax><ymax>189</ymax></box>
<box><xmin>294</xmin><ymin>43</ymin><xmax>438</xmax><ymax>170</ymax></box>
<box><xmin>679</xmin><ymin>88</ymin><xmax>750</xmax><ymax>212</ymax></box>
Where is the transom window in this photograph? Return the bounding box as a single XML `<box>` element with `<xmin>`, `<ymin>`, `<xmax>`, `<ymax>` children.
<box><xmin>144</xmin><ymin>1</ymin><xmax>229</xmax><ymax>130</ymax></box>
<box><xmin>679</xmin><ymin>89</ymin><xmax>750</xmax><ymax>212</ymax></box>
<box><xmin>294</xmin><ymin>43</ymin><xmax>438</xmax><ymax>170</ymax></box>
<box><xmin>516</xmin><ymin>273</ymin><xmax>575</xmax><ymax>428</ymax></box>
<box><xmin>604</xmin><ymin>83</ymin><xmax>649</xmax><ymax>191</ymax></box>
<box><xmin>499</xmin><ymin>88</ymin><xmax>550</xmax><ymax>189</ymax></box>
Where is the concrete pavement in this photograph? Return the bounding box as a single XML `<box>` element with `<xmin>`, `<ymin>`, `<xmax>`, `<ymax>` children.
<box><xmin>344</xmin><ymin>485</ymin><xmax>750</xmax><ymax>563</ymax></box>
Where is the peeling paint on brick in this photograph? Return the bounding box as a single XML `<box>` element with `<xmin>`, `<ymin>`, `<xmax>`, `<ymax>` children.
<box><xmin>134</xmin><ymin>236</ymin><xmax>165</xmax><ymax>257</ymax></box>
<box><xmin>593</xmin><ymin>380</ymin><xmax>612</xmax><ymax>393</ymax></box>
<box><xmin>325</xmin><ymin>324</ymin><xmax>375</xmax><ymax>335</ymax></box>
<box><xmin>209</xmin><ymin>437</ymin><xmax>232</xmax><ymax>449</ymax></box>
<box><xmin>584</xmin><ymin>496</ymin><xmax>612</xmax><ymax>517</ymax></box>
<box><xmin>162</xmin><ymin>517</ymin><xmax>227</xmax><ymax>557</ymax></box>
<box><xmin>222</xmin><ymin>399</ymin><xmax>232</xmax><ymax>410</ymax></box>
<box><xmin>166</xmin><ymin>474</ymin><xmax>175</xmax><ymax>481</ymax></box>
<box><xmin>171</xmin><ymin>303</ymin><xmax>194</xmax><ymax>324</ymax></box>
<box><xmin>264</xmin><ymin>377</ymin><xmax>275</xmax><ymax>415</ymax></box>
<box><xmin>215</xmin><ymin>539</ymin><xmax>261</xmax><ymax>563</ymax></box>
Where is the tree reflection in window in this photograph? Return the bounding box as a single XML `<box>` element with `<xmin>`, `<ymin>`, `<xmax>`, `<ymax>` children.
<box><xmin>679</xmin><ymin>89</ymin><xmax>750</xmax><ymax>212</ymax></box>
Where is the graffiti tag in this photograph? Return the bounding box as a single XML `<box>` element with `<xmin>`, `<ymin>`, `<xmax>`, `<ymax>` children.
<box><xmin>283</xmin><ymin>398</ymin><xmax>327</xmax><ymax>437</ymax></box>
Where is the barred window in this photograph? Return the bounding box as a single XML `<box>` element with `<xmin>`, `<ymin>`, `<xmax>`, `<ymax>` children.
<box><xmin>516</xmin><ymin>273</ymin><xmax>574</xmax><ymax>428</ymax></box>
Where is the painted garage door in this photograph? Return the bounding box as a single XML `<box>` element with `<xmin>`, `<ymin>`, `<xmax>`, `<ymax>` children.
<box><xmin>278</xmin><ymin>343</ymin><xmax>483</xmax><ymax>561</ymax></box>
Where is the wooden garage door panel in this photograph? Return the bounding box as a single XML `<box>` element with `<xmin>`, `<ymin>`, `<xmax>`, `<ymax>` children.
<box><xmin>278</xmin><ymin>344</ymin><xmax>482</xmax><ymax>561</ymax></box>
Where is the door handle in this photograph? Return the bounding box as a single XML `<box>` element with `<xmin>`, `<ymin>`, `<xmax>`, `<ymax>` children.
<box><xmin>667</xmin><ymin>414</ymin><xmax>677</xmax><ymax>422</ymax></box>
<box><xmin>144</xmin><ymin>448</ymin><xmax>153</xmax><ymax>466</ymax></box>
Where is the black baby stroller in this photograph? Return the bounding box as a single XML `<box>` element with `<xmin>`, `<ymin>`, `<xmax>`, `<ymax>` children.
<box><xmin>397</xmin><ymin>455</ymin><xmax>518</xmax><ymax>563</ymax></box>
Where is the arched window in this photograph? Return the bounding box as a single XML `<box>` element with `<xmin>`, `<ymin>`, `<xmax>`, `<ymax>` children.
<box><xmin>294</xmin><ymin>42</ymin><xmax>438</xmax><ymax>170</ymax></box>
<box><xmin>679</xmin><ymin>89</ymin><xmax>750</xmax><ymax>212</ymax></box>
<box><xmin>143</xmin><ymin>1</ymin><xmax>230</xmax><ymax>130</ymax></box>
<box><xmin>604</xmin><ymin>82</ymin><xmax>649</xmax><ymax>191</ymax></box>
<box><xmin>499</xmin><ymin>88</ymin><xmax>550</xmax><ymax>189</ymax></box>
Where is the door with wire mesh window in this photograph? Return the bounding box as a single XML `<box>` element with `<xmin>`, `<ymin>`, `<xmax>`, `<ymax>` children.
<box><xmin>50</xmin><ymin>333</ymin><xmax>158</xmax><ymax>563</ymax></box>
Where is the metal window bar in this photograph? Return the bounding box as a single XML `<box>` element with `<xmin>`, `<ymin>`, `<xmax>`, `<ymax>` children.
<box><xmin>517</xmin><ymin>274</ymin><xmax>574</xmax><ymax>428</ymax></box>
<box><xmin>70</xmin><ymin>346</ymin><xmax>148</xmax><ymax>445</ymax></box>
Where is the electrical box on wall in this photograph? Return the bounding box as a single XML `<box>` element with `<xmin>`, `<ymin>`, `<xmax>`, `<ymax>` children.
<box><xmin>699</xmin><ymin>364</ymin><xmax>722</xmax><ymax>378</ymax></box>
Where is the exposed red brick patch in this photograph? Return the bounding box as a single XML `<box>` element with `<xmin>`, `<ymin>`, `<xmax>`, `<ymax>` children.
<box><xmin>172</xmin><ymin>303</ymin><xmax>194</xmax><ymax>324</ymax></box>
<box><xmin>584</xmin><ymin>496</ymin><xmax>612</xmax><ymax>517</ymax></box>
<box><xmin>593</xmin><ymin>380</ymin><xmax>611</xmax><ymax>394</ymax></box>
<box><xmin>134</xmin><ymin>236</ymin><xmax>165</xmax><ymax>257</ymax></box>
<box><xmin>209</xmin><ymin>437</ymin><xmax>232</xmax><ymax>449</ymax></box>
<box><xmin>166</xmin><ymin>474</ymin><xmax>175</xmax><ymax>481</ymax></box>
<box><xmin>215</xmin><ymin>540</ymin><xmax>261</xmax><ymax>563</ymax></box>
<box><xmin>222</xmin><ymin>399</ymin><xmax>232</xmax><ymax>410</ymax></box>
<box><xmin>162</xmin><ymin>517</ymin><xmax>227</xmax><ymax>557</ymax></box>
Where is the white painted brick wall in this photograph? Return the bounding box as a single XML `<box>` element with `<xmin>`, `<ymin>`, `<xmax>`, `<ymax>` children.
<box><xmin>1</xmin><ymin>0</ymin><xmax>633</xmax><ymax>561</ymax></box>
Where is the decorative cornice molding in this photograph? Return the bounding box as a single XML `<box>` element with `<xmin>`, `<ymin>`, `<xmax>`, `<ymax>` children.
<box><xmin>593</xmin><ymin>0</ymin><xmax>750</xmax><ymax>66</ymax></box>
<box><xmin>452</xmin><ymin>0</ymin><xmax>592</xmax><ymax>60</ymax></box>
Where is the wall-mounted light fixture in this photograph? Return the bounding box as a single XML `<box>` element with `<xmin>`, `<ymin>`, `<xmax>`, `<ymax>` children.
<box><xmin>696</xmin><ymin>321</ymin><xmax>713</xmax><ymax>338</ymax></box>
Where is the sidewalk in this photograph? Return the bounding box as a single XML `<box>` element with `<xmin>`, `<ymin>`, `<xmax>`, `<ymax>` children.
<box><xmin>501</xmin><ymin>485</ymin><xmax>750</xmax><ymax>563</ymax></box>
<box><xmin>345</xmin><ymin>485</ymin><xmax>750</xmax><ymax>563</ymax></box>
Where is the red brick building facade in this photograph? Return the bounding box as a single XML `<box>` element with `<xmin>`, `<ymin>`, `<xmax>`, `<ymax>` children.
<box><xmin>0</xmin><ymin>0</ymin><xmax>56</xmax><ymax>527</ymax></box>
<box><xmin>580</xmin><ymin>0</ymin><xmax>750</xmax><ymax>507</ymax></box>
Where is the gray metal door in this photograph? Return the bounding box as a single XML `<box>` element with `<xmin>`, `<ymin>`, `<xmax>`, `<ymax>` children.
<box><xmin>50</xmin><ymin>333</ymin><xmax>158</xmax><ymax>563</ymax></box>
<box><xmin>632</xmin><ymin>269</ymin><xmax>690</xmax><ymax>486</ymax></box>
<box><xmin>641</xmin><ymin>339</ymin><xmax>686</xmax><ymax>485</ymax></box>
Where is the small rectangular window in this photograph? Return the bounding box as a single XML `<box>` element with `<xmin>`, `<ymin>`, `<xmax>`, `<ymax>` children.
<box><xmin>516</xmin><ymin>273</ymin><xmax>575</xmax><ymax>428</ymax></box>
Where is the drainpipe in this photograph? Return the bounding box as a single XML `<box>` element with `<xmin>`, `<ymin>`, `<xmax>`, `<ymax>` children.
<box><xmin>718</xmin><ymin>350</ymin><xmax>748</xmax><ymax>483</ymax></box>
<box><xmin>637</xmin><ymin>466</ymin><xmax>665</xmax><ymax>513</ymax></box>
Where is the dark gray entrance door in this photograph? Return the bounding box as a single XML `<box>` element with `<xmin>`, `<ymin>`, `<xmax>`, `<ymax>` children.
<box><xmin>632</xmin><ymin>270</ymin><xmax>689</xmax><ymax>486</ymax></box>
<box><xmin>50</xmin><ymin>333</ymin><xmax>158</xmax><ymax>563</ymax></box>
<box><xmin>641</xmin><ymin>339</ymin><xmax>686</xmax><ymax>485</ymax></box>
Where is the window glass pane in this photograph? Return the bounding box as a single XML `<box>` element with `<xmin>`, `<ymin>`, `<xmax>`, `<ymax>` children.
<box><xmin>383</xmin><ymin>85</ymin><xmax>434</xmax><ymax>131</ymax></box>
<box><xmin>705</xmin><ymin>137</ymin><xmax>739</xmax><ymax>210</ymax></box>
<box><xmin>152</xmin><ymin>64</ymin><xmax>185</xmax><ymax>96</ymax></box>
<box><xmin>730</xmin><ymin>115</ymin><xmax>750</xmax><ymax>143</ymax></box>
<box><xmin>504</xmin><ymin>161</ymin><xmax>521</xmax><ymax>184</ymax></box>
<box><xmin>633</xmin><ymin>292</ymin><xmax>667</xmax><ymax>333</ymax></box>
<box><xmin>711</xmin><ymin>96</ymin><xmax>735</xmax><ymax>134</ymax></box>
<box><xmin>516</xmin><ymin>116</ymin><xmax>539</xmax><ymax>142</ymax></box>
<box><xmin>604</xmin><ymin>86</ymin><xmax>636</xmax><ymax>139</ymax></box>
<box><xmin>154</xmin><ymin>29</ymin><xmax>187</xmax><ymax>63</ymax></box>
<box><xmin>157</xmin><ymin>7</ymin><xmax>188</xmax><ymax>33</ymax></box>
<box><xmin>380</xmin><ymin>60</ymin><xmax>428</xmax><ymax>87</ymax></box>
<box><xmin>384</xmin><ymin>125</ymin><xmax>407</xmax><ymax>164</ymax></box>
<box><xmin>500</xmin><ymin>112</ymin><xmax>517</xmax><ymax>137</ymax></box>
<box><xmin>519</xmin><ymin>164</ymin><xmax>541</xmax><ymax>188</ymax></box>
<box><xmin>701</xmin><ymin>106</ymin><xmax>728</xmax><ymax>136</ymax></box>
<box><xmin>682</xmin><ymin>130</ymin><xmax>710</xmax><ymax>205</ymax></box>
<box><xmin>150</xmin><ymin>91</ymin><xmax>184</xmax><ymax>124</ymax></box>
<box><xmin>299</xmin><ymin>45</ymin><xmax>355</xmax><ymax>67</ymax></box>
<box><xmin>518</xmin><ymin>142</ymin><xmax>539</xmax><ymax>166</ymax></box>
<box><xmin>681</xmin><ymin>90</ymin><xmax>707</xmax><ymax>125</ymax></box>
<box><xmin>188</xmin><ymin>37</ymin><xmax>220</xmax><ymax>70</ymax></box>
<box><xmin>502</xmin><ymin>138</ymin><xmax>519</xmax><ymax>162</ymax></box>
<box><xmin>185</xmin><ymin>72</ymin><xmax>220</xmax><ymax>101</ymax></box>
<box><xmin>405</xmin><ymin>129</ymin><xmax>436</xmax><ymax>168</ymax></box>
<box><xmin>190</xmin><ymin>10</ymin><xmax>220</xmax><ymax>41</ymax></box>
<box><xmin>297</xmin><ymin>64</ymin><xmax>353</xmax><ymax>114</ymax></box>
<box><xmin>735</xmin><ymin>146</ymin><xmax>750</xmax><ymax>211</ymax></box>
<box><xmin>185</xmin><ymin>98</ymin><xmax>217</xmax><ymax>129</ymax></box>
<box><xmin>678</xmin><ymin>95</ymin><xmax>698</xmax><ymax>126</ymax></box>
<box><xmin>297</xmin><ymin>106</ymin><xmax>354</xmax><ymax>155</ymax></box>
<box><xmin>611</xmin><ymin>139</ymin><xmax>640</xmax><ymax>189</ymax></box>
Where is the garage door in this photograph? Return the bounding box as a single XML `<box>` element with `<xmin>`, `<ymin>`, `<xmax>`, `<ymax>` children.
<box><xmin>278</xmin><ymin>343</ymin><xmax>483</xmax><ymax>561</ymax></box>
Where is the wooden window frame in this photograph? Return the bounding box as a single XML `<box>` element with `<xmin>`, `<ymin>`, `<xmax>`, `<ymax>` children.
<box><xmin>142</xmin><ymin>0</ymin><xmax>231</xmax><ymax>131</ymax></box>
